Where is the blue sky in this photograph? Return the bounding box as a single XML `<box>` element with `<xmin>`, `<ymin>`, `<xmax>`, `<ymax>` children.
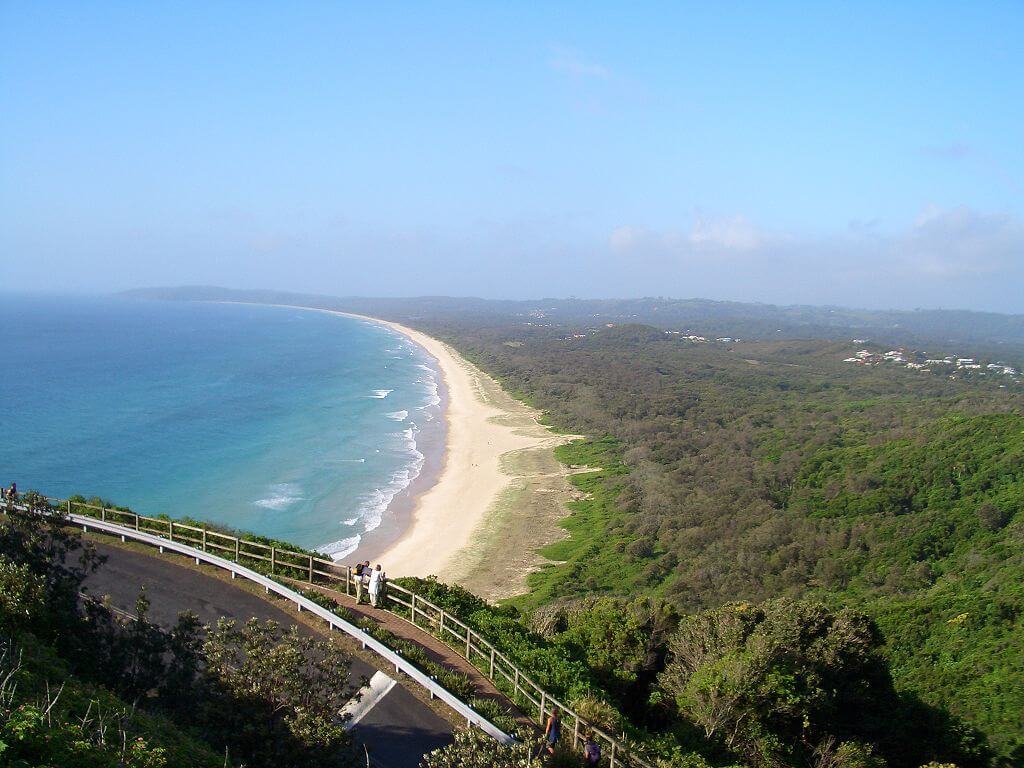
<box><xmin>2</xmin><ymin>2</ymin><xmax>1022</xmax><ymax>311</ymax></box>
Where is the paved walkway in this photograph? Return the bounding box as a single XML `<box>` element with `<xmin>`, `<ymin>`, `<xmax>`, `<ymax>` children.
<box><xmin>302</xmin><ymin>581</ymin><xmax>531</xmax><ymax>727</ymax></box>
<box><xmin>84</xmin><ymin>542</ymin><xmax>453</xmax><ymax>768</ymax></box>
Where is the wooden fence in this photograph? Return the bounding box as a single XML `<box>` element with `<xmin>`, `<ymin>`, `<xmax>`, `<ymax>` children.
<box><xmin>24</xmin><ymin>494</ymin><xmax>655</xmax><ymax>768</ymax></box>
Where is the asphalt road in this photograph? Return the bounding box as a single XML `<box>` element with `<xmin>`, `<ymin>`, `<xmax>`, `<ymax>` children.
<box><xmin>82</xmin><ymin>541</ymin><xmax>452</xmax><ymax>767</ymax></box>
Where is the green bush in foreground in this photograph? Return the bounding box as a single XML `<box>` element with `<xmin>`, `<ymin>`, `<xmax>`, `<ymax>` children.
<box><xmin>420</xmin><ymin>728</ymin><xmax>583</xmax><ymax>768</ymax></box>
<box><xmin>420</xmin><ymin>728</ymin><xmax>533</xmax><ymax>767</ymax></box>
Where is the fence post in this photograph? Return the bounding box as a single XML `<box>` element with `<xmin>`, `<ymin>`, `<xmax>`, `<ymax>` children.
<box><xmin>67</xmin><ymin>500</ymin><xmax>71</xmax><ymax>514</ymax></box>
<box><xmin>439</xmin><ymin>612</ymin><xmax>445</xmax><ymax>638</ymax></box>
<box><xmin>234</xmin><ymin>537</ymin><xmax>239</xmax><ymax>561</ymax></box>
<box><xmin>134</xmin><ymin>513</ymin><xmax>139</xmax><ymax>531</ymax></box>
<box><xmin>465</xmin><ymin>627</ymin><xmax>472</xmax><ymax>658</ymax></box>
<box><xmin>573</xmin><ymin>715</ymin><xmax>580</xmax><ymax>748</ymax></box>
<box><xmin>609</xmin><ymin>741</ymin><xmax>617</xmax><ymax>768</ymax></box>
<box><xmin>101</xmin><ymin>507</ymin><xmax>106</xmax><ymax>522</ymax></box>
<box><xmin>411</xmin><ymin>594</ymin><xmax>418</xmax><ymax>625</ymax></box>
<box><xmin>169</xmin><ymin>521</ymin><xmax>174</xmax><ymax>541</ymax></box>
<box><xmin>202</xmin><ymin>528</ymin><xmax>207</xmax><ymax>551</ymax></box>
<box><xmin>539</xmin><ymin>691</ymin><xmax>546</xmax><ymax>725</ymax></box>
<box><xmin>271</xmin><ymin>547</ymin><xmax>276</xmax><ymax>574</ymax></box>
<box><xmin>489</xmin><ymin>646</ymin><xmax>495</xmax><ymax>679</ymax></box>
<box><xmin>308</xmin><ymin>555</ymin><xmax>314</xmax><ymax>583</ymax></box>
<box><xmin>345</xmin><ymin>566</ymin><xmax>351</xmax><ymax>595</ymax></box>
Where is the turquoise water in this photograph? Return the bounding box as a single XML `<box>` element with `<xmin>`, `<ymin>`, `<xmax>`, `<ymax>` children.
<box><xmin>0</xmin><ymin>295</ymin><xmax>442</xmax><ymax>557</ymax></box>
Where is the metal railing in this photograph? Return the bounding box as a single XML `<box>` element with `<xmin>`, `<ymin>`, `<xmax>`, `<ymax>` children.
<box><xmin>18</xmin><ymin>494</ymin><xmax>653</xmax><ymax>767</ymax></box>
<box><xmin>3</xmin><ymin>495</ymin><xmax>512</xmax><ymax>746</ymax></box>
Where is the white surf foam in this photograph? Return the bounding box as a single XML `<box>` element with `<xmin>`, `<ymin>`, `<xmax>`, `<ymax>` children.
<box><xmin>368</xmin><ymin>389</ymin><xmax>394</xmax><ymax>399</ymax></box>
<box><xmin>414</xmin><ymin>370</ymin><xmax>441</xmax><ymax>409</ymax></box>
<box><xmin>253</xmin><ymin>483</ymin><xmax>305</xmax><ymax>511</ymax></box>
<box><xmin>385</xmin><ymin>410</ymin><xmax>408</xmax><ymax>421</ymax></box>
<box><xmin>350</xmin><ymin>424</ymin><xmax>426</xmax><ymax>535</ymax></box>
<box><xmin>318</xmin><ymin>535</ymin><xmax>362</xmax><ymax>562</ymax></box>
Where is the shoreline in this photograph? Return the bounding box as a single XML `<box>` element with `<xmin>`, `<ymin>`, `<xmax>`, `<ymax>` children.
<box><xmin>221</xmin><ymin>302</ymin><xmax>580</xmax><ymax>597</ymax></box>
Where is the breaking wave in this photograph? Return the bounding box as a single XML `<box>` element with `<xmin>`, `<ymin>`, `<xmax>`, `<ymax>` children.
<box><xmin>317</xmin><ymin>535</ymin><xmax>361</xmax><ymax>561</ymax></box>
<box><xmin>253</xmin><ymin>483</ymin><xmax>305</xmax><ymax>511</ymax></box>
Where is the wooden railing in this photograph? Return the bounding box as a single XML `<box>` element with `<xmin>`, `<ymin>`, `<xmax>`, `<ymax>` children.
<box><xmin>28</xmin><ymin>493</ymin><xmax>654</xmax><ymax>768</ymax></box>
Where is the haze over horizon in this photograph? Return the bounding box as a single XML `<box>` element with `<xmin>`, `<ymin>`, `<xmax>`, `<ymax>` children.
<box><xmin>2</xmin><ymin>3</ymin><xmax>1022</xmax><ymax>312</ymax></box>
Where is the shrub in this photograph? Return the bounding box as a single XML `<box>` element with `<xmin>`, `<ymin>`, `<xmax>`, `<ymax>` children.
<box><xmin>659</xmin><ymin>599</ymin><xmax>888</xmax><ymax>768</ymax></box>
<box><xmin>975</xmin><ymin>502</ymin><xmax>1010</xmax><ymax>532</ymax></box>
<box><xmin>420</xmin><ymin>728</ymin><xmax>534</xmax><ymax>767</ymax></box>
<box><xmin>570</xmin><ymin>694</ymin><xmax>621</xmax><ymax>733</ymax></box>
<box><xmin>469</xmin><ymin>696</ymin><xmax>519</xmax><ymax>733</ymax></box>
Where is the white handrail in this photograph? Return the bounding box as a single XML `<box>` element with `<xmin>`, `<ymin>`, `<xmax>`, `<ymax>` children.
<box><xmin>5</xmin><ymin>493</ymin><xmax>652</xmax><ymax>766</ymax></box>
<box><xmin>65</xmin><ymin>511</ymin><xmax>514</xmax><ymax>745</ymax></box>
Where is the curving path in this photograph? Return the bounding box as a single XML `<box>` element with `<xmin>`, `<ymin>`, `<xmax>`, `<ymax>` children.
<box><xmin>82</xmin><ymin>541</ymin><xmax>452</xmax><ymax>768</ymax></box>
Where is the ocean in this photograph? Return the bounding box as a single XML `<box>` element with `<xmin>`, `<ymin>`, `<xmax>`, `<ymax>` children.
<box><xmin>0</xmin><ymin>295</ymin><xmax>443</xmax><ymax>559</ymax></box>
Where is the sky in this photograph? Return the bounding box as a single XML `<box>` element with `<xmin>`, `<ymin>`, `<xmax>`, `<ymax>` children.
<box><xmin>1</xmin><ymin>2</ymin><xmax>1022</xmax><ymax>312</ymax></box>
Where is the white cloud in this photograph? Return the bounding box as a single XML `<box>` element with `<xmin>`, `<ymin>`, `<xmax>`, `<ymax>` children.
<box><xmin>609</xmin><ymin>225</ymin><xmax>663</xmax><ymax>252</ymax></box>
<box><xmin>610</xmin><ymin>215</ymin><xmax>777</xmax><ymax>257</ymax></box>
<box><xmin>604</xmin><ymin>207</ymin><xmax>1024</xmax><ymax>308</ymax></box>
<box><xmin>923</xmin><ymin>142</ymin><xmax>972</xmax><ymax>160</ymax></box>
<box><xmin>549</xmin><ymin>45</ymin><xmax>612</xmax><ymax>79</ymax></box>
<box><xmin>688</xmin><ymin>214</ymin><xmax>766</xmax><ymax>252</ymax></box>
<box><xmin>900</xmin><ymin>206</ymin><xmax>1023</xmax><ymax>277</ymax></box>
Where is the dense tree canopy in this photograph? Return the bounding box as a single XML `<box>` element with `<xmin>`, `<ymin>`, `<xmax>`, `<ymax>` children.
<box><xmin>405</xmin><ymin>321</ymin><xmax>1023</xmax><ymax>765</ymax></box>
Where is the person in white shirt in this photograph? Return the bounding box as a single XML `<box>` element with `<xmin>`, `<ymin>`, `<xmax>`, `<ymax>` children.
<box><xmin>368</xmin><ymin>563</ymin><xmax>386</xmax><ymax>607</ymax></box>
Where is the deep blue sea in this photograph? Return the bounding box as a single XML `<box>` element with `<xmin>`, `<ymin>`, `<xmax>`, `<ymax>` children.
<box><xmin>0</xmin><ymin>295</ymin><xmax>442</xmax><ymax>558</ymax></box>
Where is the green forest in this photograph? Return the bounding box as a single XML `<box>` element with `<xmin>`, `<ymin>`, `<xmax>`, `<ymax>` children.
<box><xmin>400</xmin><ymin>319</ymin><xmax>1022</xmax><ymax>767</ymax></box>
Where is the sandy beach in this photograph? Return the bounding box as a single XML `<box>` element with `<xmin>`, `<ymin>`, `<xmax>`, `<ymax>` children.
<box><xmin>354</xmin><ymin>315</ymin><xmax>582</xmax><ymax>599</ymax></box>
<box><xmin>235</xmin><ymin>303</ymin><xmax>581</xmax><ymax>600</ymax></box>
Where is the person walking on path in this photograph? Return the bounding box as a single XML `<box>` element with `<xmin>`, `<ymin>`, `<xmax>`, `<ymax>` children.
<box><xmin>368</xmin><ymin>563</ymin><xmax>386</xmax><ymax>607</ymax></box>
<box><xmin>583</xmin><ymin>733</ymin><xmax>601</xmax><ymax>766</ymax></box>
<box><xmin>353</xmin><ymin>560</ymin><xmax>368</xmax><ymax>604</ymax></box>
<box><xmin>535</xmin><ymin>707</ymin><xmax>562</xmax><ymax>760</ymax></box>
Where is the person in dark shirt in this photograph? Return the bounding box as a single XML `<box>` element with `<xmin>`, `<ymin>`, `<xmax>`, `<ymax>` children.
<box><xmin>535</xmin><ymin>707</ymin><xmax>561</xmax><ymax>759</ymax></box>
<box><xmin>583</xmin><ymin>733</ymin><xmax>601</xmax><ymax>765</ymax></box>
<box><xmin>353</xmin><ymin>560</ymin><xmax>369</xmax><ymax>603</ymax></box>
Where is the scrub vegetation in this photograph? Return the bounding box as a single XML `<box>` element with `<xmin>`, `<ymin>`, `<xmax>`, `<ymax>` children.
<box><xmin>407</xmin><ymin>320</ymin><xmax>1022</xmax><ymax>767</ymax></box>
